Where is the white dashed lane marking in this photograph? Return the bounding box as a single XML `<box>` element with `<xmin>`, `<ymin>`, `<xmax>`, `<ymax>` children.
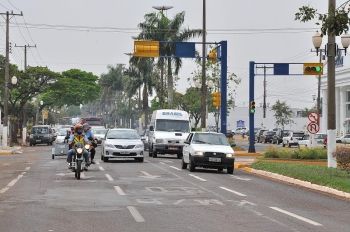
<box><xmin>269</xmin><ymin>207</ymin><xmax>323</xmax><ymax>226</ymax></box>
<box><xmin>127</xmin><ymin>206</ymin><xmax>145</xmax><ymax>222</ymax></box>
<box><xmin>169</xmin><ymin>166</ymin><xmax>181</xmax><ymax>171</ymax></box>
<box><xmin>0</xmin><ymin>172</ymin><xmax>26</xmax><ymax>194</ymax></box>
<box><xmin>219</xmin><ymin>186</ymin><xmax>247</xmax><ymax>197</ymax></box>
<box><xmin>188</xmin><ymin>174</ymin><xmax>207</xmax><ymax>182</ymax></box>
<box><xmin>105</xmin><ymin>174</ymin><xmax>114</xmax><ymax>181</ymax></box>
<box><xmin>99</xmin><ymin>166</ymin><xmax>105</xmax><ymax>171</ymax></box>
<box><xmin>231</xmin><ymin>175</ymin><xmax>251</xmax><ymax>181</ymax></box>
<box><xmin>114</xmin><ymin>186</ymin><xmax>126</xmax><ymax>196</ymax></box>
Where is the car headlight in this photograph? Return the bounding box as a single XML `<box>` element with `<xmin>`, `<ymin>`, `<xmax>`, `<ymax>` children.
<box><xmin>135</xmin><ymin>144</ymin><xmax>144</xmax><ymax>149</ymax></box>
<box><xmin>194</xmin><ymin>151</ymin><xmax>204</xmax><ymax>156</ymax></box>
<box><xmin>105</xmin><ymin>143</ymin><xmax>115</xmax><ymax>148</ymax></box>
<box><xmin>226</xmin><ymin>153</ymin><xmax>234</xmax><ymax>158</ymax></box>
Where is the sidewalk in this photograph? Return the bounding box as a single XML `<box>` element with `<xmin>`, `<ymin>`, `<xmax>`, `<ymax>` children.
<box><xmin>0</xmin><ymin>146</ymin><xmax>23</xmax><ymax>155</ymax></box>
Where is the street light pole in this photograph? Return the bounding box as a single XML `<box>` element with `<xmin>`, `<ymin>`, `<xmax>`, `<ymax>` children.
<box><xmin>327</xmin><ymin>0</ymin><xmax>337</xmax><ymax>168</ymax></box>
<box><xmin>200</xmin><ymin>0</ymin><xmax>207</xmax><ymax>131</ymax></box>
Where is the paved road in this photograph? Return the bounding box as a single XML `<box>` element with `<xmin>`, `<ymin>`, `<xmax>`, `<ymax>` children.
<box><xmin>0</xmin><ymin>145</ymin><xmax>349</xmax><ymax>232</ymax></box>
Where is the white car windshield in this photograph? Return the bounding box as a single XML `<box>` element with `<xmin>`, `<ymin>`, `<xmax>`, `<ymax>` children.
<box><xmin>93</xmin><ymin>129</ymin><xmax>107</xmax><ymax>135</ymax></box>
<box><xmin>58</xmin><ymin>129</ymin><xmax>67</xmax><ymax>136</ymax></box>
<box><xmin>107</xmin><ymin>130</ymin><xmax>140</xmax><ymax>139</ymax></box>
<box><xmin>156</xmin><ymin>119</ymin><xmax>189</xmax><ymax>132</ymax></box>
<box><xmin>192</xmin><ymin>133</ymin><xmax>230</xmax><ymax>146</ymax></box>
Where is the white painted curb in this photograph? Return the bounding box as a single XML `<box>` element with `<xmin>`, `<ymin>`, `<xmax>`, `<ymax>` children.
<box><xmin>243</xmin><ymin>167</ymin><xmax>350</xmax><ymax>200</ymax></box>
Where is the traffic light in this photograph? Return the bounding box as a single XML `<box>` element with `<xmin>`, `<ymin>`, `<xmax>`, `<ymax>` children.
<box><xmin>133</xmin><ymin>40</ymin><xmax>160</xmax><ymax>57</ymax></box>
<box><xmin>212</xmin><ymin>92</ymin><xmax>221</xmax><ymax>108</ymax></box>
<box><xmin>207</xmin><ymin>48</ymin><xmax>217</xmax><ymax>63</ymax></box>
<box><xmin>303</xmin><ymin>63</ymin><xmax>323</xmax><ymax>75</ymax></box>
<box><xmin>250</xmin><ymin>101</ymin><xmax>256</xmax><ymax>113</ymax></box>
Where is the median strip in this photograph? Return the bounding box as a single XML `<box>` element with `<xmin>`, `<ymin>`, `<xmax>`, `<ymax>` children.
<box><xmin>269</xmin><ymin>206</ymin><xmax>322</xmax><ymax>226</ymax></box>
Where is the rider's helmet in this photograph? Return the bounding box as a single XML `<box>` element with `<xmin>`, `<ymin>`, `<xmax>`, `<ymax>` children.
<box><xmin>83</xmin><ymin>123</ymin><xmax>90</xmax><ymax>132</ymax></box>
<box><xmin>74</xmin><ymin>124</ymin><xmax>84</xmax><ymax>135</ymax></box>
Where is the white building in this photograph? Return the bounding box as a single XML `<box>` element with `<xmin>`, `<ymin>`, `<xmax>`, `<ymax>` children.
<box><xmin>321</xmin><ymin>68</ymin><xmax>350</xmax><ymax>135</ymax></box>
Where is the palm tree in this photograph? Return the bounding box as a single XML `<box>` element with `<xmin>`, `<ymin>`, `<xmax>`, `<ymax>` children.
<box><xmin>137</xmin><ymin>11</ymin><xmax>201</xmax><ymax>108</ymax></box>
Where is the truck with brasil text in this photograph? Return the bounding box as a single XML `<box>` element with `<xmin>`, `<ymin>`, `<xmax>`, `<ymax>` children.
<box><xmin>148</xmin><ymin>109</ymin><xmax>191</xmax><ymax>159</ymax></box>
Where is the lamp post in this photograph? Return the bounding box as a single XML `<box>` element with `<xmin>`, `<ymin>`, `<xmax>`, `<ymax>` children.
<box><xmin>3</xmin><ymin>76</ymin><xmax>18</xmax><ymax>147</ymax></box>
<box><xmin>312</xmin><ymin>28</ymin><xmax>350</xmax><ymax>168</ymax></box>
<box><xmin>40</xmin><ymin>100</ymin><xmax>44</xmax><ymax>125</ymax></box>
<box><xmin>200</xmin><ymin>0</ymin><xmax>207</xmax><ymax>131</ymax></box>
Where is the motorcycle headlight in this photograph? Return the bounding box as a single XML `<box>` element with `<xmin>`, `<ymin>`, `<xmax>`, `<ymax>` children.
<box><xmin>85</xmin><ymin>144</ymin><xmax>90</xmax><ymax>150</ymax></box>
<box><xmin>226</xmin><ymin>153</ymin><xmax>234</xmax><ymax>158</ymax></box>
<box><xmin>194</xmin><ymin>151</ymin><xmax>204</xmax><ymax>156</ymax></box>
<box><xmin>77</xmin><ymin>148</ymin><xmax>83</xmax><ymax>154</ymax></box>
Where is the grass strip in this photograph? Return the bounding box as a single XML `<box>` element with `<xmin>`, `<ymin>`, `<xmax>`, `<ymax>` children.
<box><xmin>252</xmin><ymin>161</ymin><xmax>350</xmax><ymax>193</ymax></box>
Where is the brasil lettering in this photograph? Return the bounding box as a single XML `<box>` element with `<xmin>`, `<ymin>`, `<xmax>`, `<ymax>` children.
<box><xmin>162</xmin><ymin>112</ymin><xmax>183</xmax><ymax>116</ymax></box>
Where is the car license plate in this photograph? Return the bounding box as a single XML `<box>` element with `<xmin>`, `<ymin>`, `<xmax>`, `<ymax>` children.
<box><xmin>120</xmin><ymin>151</ymin><xmax>130</xmax><ymax>154</ymax></box>
<box><xmin>36</xmin><ymin>139</ymin><xmax>41</xmax><ymax>142</ymax></box>
<box><xmin>168</xmin><ymin>146</ymin><xmax>178</xmax><ymax>150</ymax></box>
<box><xmin>209</xmin><ymin>157</ymin><xmax>221</xmax><ymax>162</ymax></box>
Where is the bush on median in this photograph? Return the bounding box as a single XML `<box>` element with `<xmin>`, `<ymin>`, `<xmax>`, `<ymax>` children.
<box><xmin>333</xmin><ymin>147</ymin><xmax>350</xmax><ymax>173</ymax></box>
<box><xmin>264</xmin><ymin>147</ymin><xmax>327</xmax><ymax>160</ymax></box>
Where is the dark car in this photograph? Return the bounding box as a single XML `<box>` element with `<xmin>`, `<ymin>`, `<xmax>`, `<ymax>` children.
<box><xmin>29</xmin><ymin>125</ymin><xmax>55</xmax><ymax>146</ymax></box>
<box><xmin>272</xmin><ymin>129</ymin><xmax>290</xmax><ymax>145</ymax></box>
<box><xmin>256</xmin><ymin>129</ymin><xmax>267</xmax><ymax>143</ymax></box>
<box><xmin>260</xmin><ymin>131</ymin><xmax>276</xmax><ymax>143</ymax></box>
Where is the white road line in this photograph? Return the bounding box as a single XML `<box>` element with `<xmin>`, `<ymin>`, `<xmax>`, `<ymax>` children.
<box><xmin>127</xmin><ymin>206</ymin><xmax>145</xmax><ymax>223</ymax></box>
<box><xmin>231</xmin><ymin>176</ymin><xmax>251</xmax><ymax>181</ymax></box>
<box><xmin>95</xmin><ymin>161</ymin><xmax>100</xmax><ymax>165</ymax></box>
<box><xmin>99</xmin><ymin>166</ymin><xmax>105</xmax><ymax>171</ymax></box>
<box><xmin>140</xmin><ymin>171</ymin><xmax>152</xmax><ymax>176</ymax></box>
<box><xmin>269</xmin><ymin>207</ymin><xmax>323</xmax><ymax>226</ymax></box>
<box><xmin>0</xmin><ymin>173</ymin><xmax>25</xmax><ymax>194</ymax></box>
<box><xmin>169</xmin><ymin>166</ymin><xmax>181</xmax><ymax>171</ymax></box>
<box><xmin>188</xmin><ymin>174</ymin><xmax>207</xmax><ymax>182</ymax></box>
<box><xmin>159</xmin><ymin>162</ymin><xmax>166</xmax><ymax>165</ymax></box>
<box><xmin>105</xmin><ymin>174</ymin><xmax>114</xmax><ymax>181</ymax></box>
<box><xmin>219</xmin><ymin>186</ymin><xmax>247</xmax><ymax>197</ymax></box>
<box><xmin>162</xmin><ymin>160</ymin><xmax>174</xmax><ymax>163</ymax></box>
<box><xmin>114</xmin><ymin>186</ymin><xmax>126</xmax><ymax>196</ymax></box>
<box><xmin>81</xmin><ymin>172</ymin><xmax>86</xmax><ymax>179</ymax></box>
<box><xmin>25</xmin><ymin>166</ymin><xmax>31</xmax><ymax>171</ymax></box>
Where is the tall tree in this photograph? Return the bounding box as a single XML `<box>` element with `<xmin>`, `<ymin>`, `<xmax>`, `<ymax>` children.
<box><xmin>271</xmin><ymin>100</ymin><xmax>294</xmax><ymax>129</ymax></box>
<box><xmin>137</xmin><ymin>11</ymin><xmax>201</xmax><ymax>108</ymax></box>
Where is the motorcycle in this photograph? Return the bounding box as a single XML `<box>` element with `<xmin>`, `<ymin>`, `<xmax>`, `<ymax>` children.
<box><xmin>71</xmin><ymin>142</ymin><xmax>90</xmax><ymax>180</ymax></box>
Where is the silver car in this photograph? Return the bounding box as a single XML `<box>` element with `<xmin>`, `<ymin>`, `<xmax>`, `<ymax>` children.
<box><xmin>101</xmin><ymin>128</ymin><xmax>144</xmax><ymax>162</ymax></box>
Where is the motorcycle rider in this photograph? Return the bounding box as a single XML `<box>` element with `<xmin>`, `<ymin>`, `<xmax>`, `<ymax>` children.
<box><xmin>83</xmin><ymin>123</ymin><xmax>97</xmax><ymax>164</ymax></box>
<box><xmin>67</xmin><ymin>123</ymin><xmax>90</xmax><ymax>169</ymax></box>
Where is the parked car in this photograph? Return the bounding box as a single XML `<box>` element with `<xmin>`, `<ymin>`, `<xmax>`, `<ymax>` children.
<box><xmin>314</xmin><ymin>133</ymin><xmax>327</xmax><ymax>147</ymax></box>
<box><xmin>235</xmin><ymin>127</ymin><xmax>247</xmax><ymax>135</ymax></box>
<box><xmin>101</xmin><ymin>128</ymin><xmax>144</xmax><ymax>162</ymax></box>
<box><xmin>272</xmin><ymin>129</ymin><xmax>290</xmax><ymax>144</ymax></box>
<box><xmin>182</xmin><ymin>132</ymin><xmax>235</xmax><ymax>174</ymax></box>
<box><xmin>54</xmin><ymin>128</ymin><xmax>69</xmax><ymax>143</ymax></box>
<box><xmin>256</xmin><ymin>129</ymin><xmax>267</xmax><ymax>143</ymax></box>
<box><xmin>341</xmin><ymin>134</ymin><xmax>350</xmax><ymax>144</ymax></box>
<box><xmin>260</xmin><ymin>131</ymin><xmax>276</xmax><ymax>143</ymax></box>
<box><xmin>282</xmin><ymin>131</ymin><xmax>305</xmax><ymax>147</ymax></box>
<box><xmin>29</xmin><ymin>125</ymin><xmax>56</xmax><ymax>146</ymax></box>
<box><xmin>298</xmin><ymin>134</ymin><xmax>310</xmax><ymax>148</ymax></box>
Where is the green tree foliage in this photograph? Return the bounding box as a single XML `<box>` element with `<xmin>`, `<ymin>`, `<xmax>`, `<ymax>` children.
<box><xmin>271</xmin><ymin>100</ymin><xmax>294</xmax><ymax>129</ymax></box>
<box><xmin>295</xmin><ymin>2</ymin><xmax>350</xmax><ymax>35</ymax></box>
<box><xmin>137</xmin><ymin>10</ymin><xmax>201</xmax><ymax>107</ymax></box>
<box><xmin>41</xmin><ymin>69</ymin><xmax>100</xmax><ymax>107</ymax></box>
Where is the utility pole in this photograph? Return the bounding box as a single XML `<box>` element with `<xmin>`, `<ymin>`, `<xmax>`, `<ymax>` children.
<box><xmin>317</xmin><ymin>49</ymin><xmax>323</xmax><ymax>118</ymax></box>
<box><xmin>14</xmin><ymin>44</ymin><xmax>36</xmax><ymax>70</ymax></box>
<box><xmin>327</xmin><ymin>0</ymin><xmax>337</xmax><ymax>168</ymax></box>
<box><xmin>200</xmin><ymin>0</ymin><xmax>207</xmax><ymax>131</ymax></box>
<box><xmin>263</xmin><ymin>66</ymin><xmax>267</xmax><ymax>118</ymax></box>
<box><xmin>0</xmin><ymin>11</ymin><xmax>23</xmax><ymax>147</ymax></box>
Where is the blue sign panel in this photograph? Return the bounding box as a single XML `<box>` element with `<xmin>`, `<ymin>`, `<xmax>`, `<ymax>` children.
<box><xmin>175</xmin><ymin>42</ymin><xmax>196</xmax><ymax>58</ymax></box>
<box><xmin>237</xmin><ymin>120</ymin><xmax>245</xmax><ymax>128</ymax></box>
<box><xmin>273</xmin><ymin>63</ymin><xmax>289</xmax><ymax>75</ymax></box>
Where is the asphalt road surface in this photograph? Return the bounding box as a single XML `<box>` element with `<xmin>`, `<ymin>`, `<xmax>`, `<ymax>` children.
<box><xmin>0</xmin><ymin>145</ymin><xmax>349</xmax><ymax>232</ymax></box>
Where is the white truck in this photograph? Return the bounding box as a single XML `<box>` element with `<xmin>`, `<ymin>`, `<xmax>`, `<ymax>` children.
<box><xmin>148</xmin><ymin>109</ymin><xmax>191</xmax><ymax>159</ymax></box>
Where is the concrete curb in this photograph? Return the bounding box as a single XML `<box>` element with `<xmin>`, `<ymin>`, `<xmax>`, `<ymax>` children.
<box><xmin>0</xmin><ymin>147</ymin><xmax>23</xmax><ymax>155</ymax></box>
<box><xmin>234</xmin><ymin>152</ymin><xmax>262</xmax><ymax>157</ymax></box>
<box><xmin>242</xmin><ymin>167</ymin><xmax>350</xmax><ymax>200</ymax></box>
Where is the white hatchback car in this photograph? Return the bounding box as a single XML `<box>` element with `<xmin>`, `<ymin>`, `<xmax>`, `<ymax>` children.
<box><xmin>101</xmin><ymin>128</ymin><xmax>144</xmax><ymax>162</ymax></box>
<box><xmin>182</xmin><ymin>132</ymin><xmax>235</xmax><ymax>174</ymax></box>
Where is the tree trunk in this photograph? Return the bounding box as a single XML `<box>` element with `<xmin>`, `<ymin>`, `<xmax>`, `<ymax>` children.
<box><xmin>167</xmin><ymin>58</ymin><xmax>174</xmax><ymax>108</ymax></box>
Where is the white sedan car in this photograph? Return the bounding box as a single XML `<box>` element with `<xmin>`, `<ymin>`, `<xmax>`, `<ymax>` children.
<box><xmin>182</xmin><ymin>132</ymin><xmax>235</xmax><ymax>174</ymax></box>
<box><xmin>101</xmin><ymin>128</ymin><xmax>144</xmax><ymax>162</ymax></box>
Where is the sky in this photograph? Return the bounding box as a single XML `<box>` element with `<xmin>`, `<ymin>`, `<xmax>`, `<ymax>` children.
<box><xmin>0</xmin><ymin>0</ymin><xmax>342</xmax><ymax>109</ymax></box>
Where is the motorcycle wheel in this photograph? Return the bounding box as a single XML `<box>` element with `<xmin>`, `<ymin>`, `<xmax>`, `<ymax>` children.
<box><xmin>76</xmin><ymin>161</ymin><xmax>81</xmax><ymax>180</ymax></box>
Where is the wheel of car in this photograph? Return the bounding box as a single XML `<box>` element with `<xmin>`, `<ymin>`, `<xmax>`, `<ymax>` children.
<box><xmin>227</xmin><ymin>166</ymin><xmax>234</xmax><ymax>174</ymax></box>
<box><xmin>52</xmin><ymin>154</ymin><xmax>55</xmax><ymax>159</ymax></box>
<box><xmin>152</xmin><ymin>150</ymin><xmax>157</xmax><ymax>158</ymax></box>
<box><xmin>177</xmin><ymin>153</ymin><xmax>183</xmax><ymax>159</ymax></box>
<box><xmin>218</xmin><ymin>167</ymin><xmax>223</xmax><ymax>173</ymax></box>
<box><xmin>189</xmin><ymin>157</ymin><xmax>196</xmax><ymax>172</ymax></box>
<box><xmin>136</xmin><ymin>157</ymin><xmax>144</xmax><ymax>162</ymax></box>
<box><xmin>181</xmin><ymin>158</ymin><xmax>187</xmax><ymax>169</ymax></box>
<box><xmin>282</xmin><ymin>142</ymin><xmax>285</xmax><ymax>147</ymax></box>
<box><xmin>288</xmin><ymin>142</ymin><xmax>291</xmax><ymax>148</ymax></box>
<box><xmin>103</xmin><ymin>157</ymin><xmax>109</xmax><ymax>162</ymax></box>
<box><xmin>149</xmin><ymin>145</ymin><xmax>153</xmax><ymax>156</ymax></box>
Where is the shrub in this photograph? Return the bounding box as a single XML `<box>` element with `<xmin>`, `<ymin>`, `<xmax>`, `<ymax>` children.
<box><xmin>333</xmin><ymin>147</ymin><xmax>350</xmax><ymax>172</ymax></box>
<box><xmin>264</xmin><ymin>147</ymin><xmax>327</xmax><ymax>160</ymax></box>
